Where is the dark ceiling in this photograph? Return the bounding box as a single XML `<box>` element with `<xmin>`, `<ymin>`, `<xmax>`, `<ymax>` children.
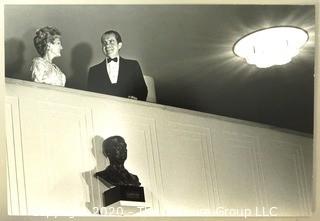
<box><xmin>4</xmin><ymin>5</ymin><xmax>315</xmax><ymax>134</ymax></box>
<box><xmin>149</xmin><ymin>5</ymin><xmax>315</xmax><ymax>134</ymax></box>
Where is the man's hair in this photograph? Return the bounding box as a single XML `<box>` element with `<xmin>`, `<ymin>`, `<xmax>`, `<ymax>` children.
<box><xmin>101</xmin><ymin>30</ymin><xmax>122</xmax><ymax>43</ymax></box>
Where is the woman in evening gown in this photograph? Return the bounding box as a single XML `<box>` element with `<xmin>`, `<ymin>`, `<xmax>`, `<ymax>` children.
<box><xmin>30</xmin><ymin>26</ymin><xmax>66</xmax><ymax>86</ymax></box>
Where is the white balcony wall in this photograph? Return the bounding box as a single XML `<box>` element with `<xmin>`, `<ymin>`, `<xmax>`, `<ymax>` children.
<box><xmin>5</xmin><ymin>78</ymin><xmax>312</xmax><ymax>217</ymax></box>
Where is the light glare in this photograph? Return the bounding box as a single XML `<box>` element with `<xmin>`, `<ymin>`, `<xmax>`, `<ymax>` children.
<box><xmin>233</xmin><ymin>26</ymin><xmax>308</xmax><ymax>68</ymax></box>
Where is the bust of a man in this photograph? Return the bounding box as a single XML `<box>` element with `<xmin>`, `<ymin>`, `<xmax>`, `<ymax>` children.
<box><xmin>94</xmin><ymin>136</ymin><xmax>141</xmax><ymax>187</ymax></box>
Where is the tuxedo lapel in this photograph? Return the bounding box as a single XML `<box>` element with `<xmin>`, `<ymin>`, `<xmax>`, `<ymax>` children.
<box><xmin>117</xmin><ymin>57</ymin><xmax>124</xmax><ymax>84</ymax></box>
<box><xmin>100</xmin><ymin>59</ymin><xmax>112</xmax><ymax>84</ymax></box>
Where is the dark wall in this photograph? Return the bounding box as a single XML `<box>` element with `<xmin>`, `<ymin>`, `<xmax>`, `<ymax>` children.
<box><xmin>5</xmin><ymin>5</ymin><xmax>159</xmax><ymax>89</ymax></box>
<box><xmin>5</xmin><ymin>5</ymin><xmax>315</xmax><ymax>133</ymax></box>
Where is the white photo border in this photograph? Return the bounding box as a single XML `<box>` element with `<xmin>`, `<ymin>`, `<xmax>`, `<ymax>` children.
<box><xmin>0</xmin><ymin>0</ymin><xmax>319</xmax><ymax>220</ymax></box>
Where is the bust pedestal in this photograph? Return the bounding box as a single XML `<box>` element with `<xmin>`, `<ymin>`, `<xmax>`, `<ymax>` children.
<box><xmin>103</xmin><ymin>185</ymin><xmax>145</xmax><ymax>206</ymax></box>
<box><xmin>100</xmin><ymin>186</ymin><xmax>148</xmax><ymax>215</ymax></box>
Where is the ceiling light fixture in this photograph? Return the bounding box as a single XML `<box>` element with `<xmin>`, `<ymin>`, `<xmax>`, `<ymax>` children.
<box><xmin>233</xmin><ymin>26</ymin><xmax>309</xmax><ymax>68</ymax></box>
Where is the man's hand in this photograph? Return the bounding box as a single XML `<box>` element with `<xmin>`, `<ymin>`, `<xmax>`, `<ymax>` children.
<box><xmin>128</xmin><ymin>96</ymin><xmax>138</xmax><ymax>100</ymax></box>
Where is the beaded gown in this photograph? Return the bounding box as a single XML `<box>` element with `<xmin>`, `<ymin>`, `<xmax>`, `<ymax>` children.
<box><xmin>30</xmin><ymin>57</ymin><xmax>66</xmax><ymax>86</ymax></box>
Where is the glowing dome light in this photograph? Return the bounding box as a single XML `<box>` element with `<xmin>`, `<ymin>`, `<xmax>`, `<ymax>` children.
<box><xmin>233</xmin><ymin>26</ymin><xmax>309</xmax><ymax>68</ymax></box>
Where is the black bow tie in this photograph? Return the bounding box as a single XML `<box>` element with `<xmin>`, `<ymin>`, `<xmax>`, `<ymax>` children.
<box><xmin>107</xmin><ymin>57</ymin><xmax>118</xmax><ymax>63</ymax></box>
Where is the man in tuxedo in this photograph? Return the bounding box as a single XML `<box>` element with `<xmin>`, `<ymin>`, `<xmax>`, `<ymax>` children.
<box><xmin>87</xmin><ymin>30</ymin><xmax>148</xmax><ymax>101</ymax></box>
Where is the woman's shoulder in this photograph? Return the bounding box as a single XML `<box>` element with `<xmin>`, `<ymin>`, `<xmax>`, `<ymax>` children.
<box><xmin>30</xmin><ymin>57</ymin><xmax>50</xmax><ymax>70</ymax></box>
<box><xmin>32</xmin><ymin>57</ymin><xmax>47</xmax><ymax>64</ymax></box>
<box><xmin>31</xmin><ymin>57</ymin><xmax>48</xmax><ymax>67</ymax></box>
<box><xmin>30</xmin><ymin>57</ymin><xmax>50</xmax><ymax>75</ymax></box>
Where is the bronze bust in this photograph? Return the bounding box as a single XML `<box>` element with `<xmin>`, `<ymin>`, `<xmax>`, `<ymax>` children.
<box><xmin>95</xmin><ymin>136</ymin><xmax>141</xmax><ymax>187</ymax></box>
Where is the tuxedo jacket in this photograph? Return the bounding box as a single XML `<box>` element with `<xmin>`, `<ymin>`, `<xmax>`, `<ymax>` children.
<box><xmin>87</xmin><ymin>57</ymin><xmax>148</xmax><ymax>101</ymax></box>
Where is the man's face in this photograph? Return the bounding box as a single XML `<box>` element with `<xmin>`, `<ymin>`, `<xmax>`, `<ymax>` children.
<box><xmin>101</xmin><ymin>33</ymin><xmax>122</xmax><ymax>58</ymax></box>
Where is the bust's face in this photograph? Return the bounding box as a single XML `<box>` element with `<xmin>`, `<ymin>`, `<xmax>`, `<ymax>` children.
<box><xmin>114</xmin><ymin>137</ymin><xmax>127</xmax><ymax>161</ymax></box>
<box><xmin>105</xmin><ymin>137</ymin><xmax>127</xmax><ymax>164</ymax></box>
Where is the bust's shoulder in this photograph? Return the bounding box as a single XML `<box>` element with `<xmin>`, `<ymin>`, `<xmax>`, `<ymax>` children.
<box><xmin>95</xmin><ymin>167</ymin><xmax>116</xmax><ymax>177</ymax></box>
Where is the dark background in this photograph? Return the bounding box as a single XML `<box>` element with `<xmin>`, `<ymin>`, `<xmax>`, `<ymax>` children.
<box><xmin>4</xmin><ymin>5</ymin><xmax>315</xmax><ymax>134</ymax></box>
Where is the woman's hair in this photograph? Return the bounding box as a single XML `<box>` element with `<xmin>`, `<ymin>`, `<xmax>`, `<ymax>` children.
<box><xmin>33</xmin><ymin>26</ymin><xmax>61</xmax><ymax>57</ymax></box>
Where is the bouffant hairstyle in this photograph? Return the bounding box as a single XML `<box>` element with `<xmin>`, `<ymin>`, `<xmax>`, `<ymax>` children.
<box><xmin>33</xmin><ymin>26</ymin><xmax>61</xmax><ymax>57</ymax></box>
<box><xmin>101</xmin><ymin>30</ymin><xmax>122</xmax><ymax>43</ymax></box>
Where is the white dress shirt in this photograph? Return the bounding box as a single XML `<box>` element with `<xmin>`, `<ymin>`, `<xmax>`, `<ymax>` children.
<box><xmin>106</xmin><ymin>56</ymin><xmax>120</xmax><ymax>84</ymax></box>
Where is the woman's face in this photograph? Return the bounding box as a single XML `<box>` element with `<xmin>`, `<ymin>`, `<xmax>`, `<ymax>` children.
<box><xmin>47</xmin><ymin>37</ymin><xmax>63</xmax><ymax>58</ymax></box>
